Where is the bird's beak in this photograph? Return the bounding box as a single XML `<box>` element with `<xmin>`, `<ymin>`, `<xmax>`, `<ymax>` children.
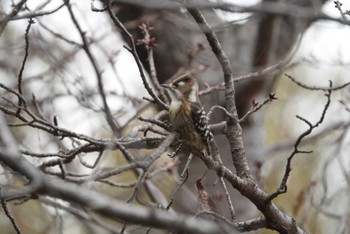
<box><xmin>161</xmin><ymin>84</ymin><xmax>171</xmax><ymax>89</ymax></box>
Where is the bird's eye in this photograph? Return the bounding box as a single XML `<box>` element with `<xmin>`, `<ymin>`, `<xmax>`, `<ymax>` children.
<box><xmin>183</xmin><ymin>76</ymin><xmax>193</xmax><ymax>83</ymax></box>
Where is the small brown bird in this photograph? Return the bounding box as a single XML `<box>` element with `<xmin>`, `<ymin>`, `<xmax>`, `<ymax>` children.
<box><xmin>162</xmin><ymin>73</ymin><xmax>213</xmax><ymax>156</ymax></box>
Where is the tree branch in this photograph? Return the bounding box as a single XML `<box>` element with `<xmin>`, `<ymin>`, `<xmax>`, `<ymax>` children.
<box><xmin>0</xmin><ymin>112</ymin><xmax>220</xmax><ymax>234</ymax></box>
<box><xmin>188</xmin><ymin>8</ymin><xmax>251</xmax><ymax>178</ymax></box>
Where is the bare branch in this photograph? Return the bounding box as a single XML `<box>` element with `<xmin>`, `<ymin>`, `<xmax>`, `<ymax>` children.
<box><xmin>64</xmin><ymin>0</ymin><xmax>121</xmax><ymax>135</ymax></box>
<box><xmin>219</xmin><ymin>177</ymin><xmax>236</xmax><ymax>221</ymax></box>
<box><xmin>285</xmin><ymin>73</ymin><xmax>350</xmax><ymax>91</ymax></box>
<box><xmin>138</xmin><ymin>23</ymin><xmax>167</xmax><ymax>102</ymax></box>
<box><xmin>188</xmin><ymin>8</ymin><xmax>250</xmax><ymax>178</ymax></box>
<box><xmin>11</xmin><ymin>4</ymin><xmax>65</xmax><ymax>21</ymax></box>
<box><xmin>239</xmin><ymin>93</ymin><xmax>277</xmax><ymax>123</ymax></box>
<box><xmin>0</xmin><ymin>0</ymin><xmax>27</xmax><ymax>35</ymax></box>
<box><xmin>106</xmin><ymin>1</ymin><xmax>168</xmax><ymax>110</ymax></box>
<box><xmin>268</xmin><ymin>81</ymin><xmax>333</xmax><ymax>201</ymax></box>
<box><xmin>334</xmin><ymin>0</ymin><xmax>349</xmax><ymax>23</ymax></box>
<box><xmin>0</xmin><ymin>111</ymin><xmax>220</xmax><ymax>234</ymax></box>
<box><xmin>17</xmin><ymin>18</ymin><xmax>34</xmax><ymax>114</ymax></box>
<box><xmin>0</xmin><ymin>188</ymin><xmax>22</xmax><ymax>234</ymax></box>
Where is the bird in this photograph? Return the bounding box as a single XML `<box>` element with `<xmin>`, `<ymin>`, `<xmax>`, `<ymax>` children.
<box><xmin>162</xmin><ymin>73</ymin><xmax>213</xmax><ymax>156</ymax></box>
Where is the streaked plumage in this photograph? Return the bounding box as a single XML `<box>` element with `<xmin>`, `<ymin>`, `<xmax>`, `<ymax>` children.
<box><xmin>162</xmin><ymin>74</ymin><xmax>213</xmax><ymax>155</ymax></box>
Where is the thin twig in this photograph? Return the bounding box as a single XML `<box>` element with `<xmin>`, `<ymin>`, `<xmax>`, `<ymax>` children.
<box><xmin>11</xmin><ymin>4</ymin><xmax>65</xmax><ymax>21</ymax></box>
<box><xmin>165</xmin><ymin>153</ymin><xmax>193</xmax><ymax>210</ymax></box>
<box><xmin>64</xmin><ymin>0</ymin><xmax>121</xmax><ymax>135</ymax></box>
<box><xmin>268</xmin><ymin>81</ymin><xmax>333</xmax><ymax>201</ymax></box>
<box><xmin>285</xmin><ymin>73</ymin><xmax>350</xmax><ymax>91</ymax></box>
<box><xmin>138</xmin><ymin>23</ymin><xmax>167</xmax><ymax>102</ymax></box>
<box><xmin>0</xmin><ymin>0</ymin><xmax>27</xmax><ymax>35</ymax></box>
<box><xmin>207</xmin><ymin>105</ymin><xmax>234</xmax><ymax>121</ymax></box>
<box><xmin>233</xmin><ymin>60</ymin><xmax>284</xmax><ymax>83</ymax></box>
<box><xmin>219</xmin><ymin>177</ymin><xmax>236</xmax><ymax>221</ymax></box>
<box><xmin>138</xmin><ymin>116</ymin><xmax>169</xmax><ymax>130</ymax></box>
<box><xmin>106</xmin><ymin>1</ymin><xmax>168</xmax><ymax>110</ymax></box>
<box><xmin>334</xmin><ymin>0</ymin><xmax>349</xmax><ymax>23</ymax></box>
<box><xmin>17</xmin><ymin>18</ymin><xmax>34</xmax><ymax>114</ymax></box>
<box><xmin>239</xmin><ymin>93</ymin><xmax>277</xmax><ymax>123</ymax></box>
<box><xmin>0</xmin><ymin>187</ymin><xmax>22</xmax><ymax>234</ymax></box>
